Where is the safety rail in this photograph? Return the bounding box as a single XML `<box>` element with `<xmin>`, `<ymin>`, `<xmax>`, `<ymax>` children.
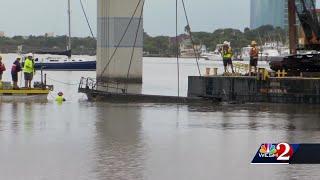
<box><xmin>78</xmin><ymin>77</ymin><xmax>127</xmax><ymax>94</ymax></box>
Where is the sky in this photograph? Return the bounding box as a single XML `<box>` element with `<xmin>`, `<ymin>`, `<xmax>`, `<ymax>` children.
<box><xmin>0</xmin><ymin>0</ymin><xmax>319</xmax><ymax>37</ymax></box>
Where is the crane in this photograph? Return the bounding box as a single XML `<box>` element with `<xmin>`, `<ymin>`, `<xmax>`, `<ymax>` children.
<box><xmin>270</xmin><ymin>0</ymin><xmax>320</xmax><ymax>74</ymax></box>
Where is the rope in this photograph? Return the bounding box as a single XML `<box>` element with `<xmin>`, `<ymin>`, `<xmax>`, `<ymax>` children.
<box><xmin>79</xmin><ymin>0</ymin><xmax>95</xmax><ymax>39</ymax></box>
<box><xmin>125</xmin><ymin>0</ymin><xmax>145</xmax><ymax>92</ymax></box>
<box><xmin>98</xmin><ymin>0</ymin><xmax>143</xmax><ymax>80</ymax></box>
<box><xmin>176</xmin><ymin>0</ymin><xmax>180</xmax><ymax>97</ymax></box>
<box><xmin>181</xmin><ymin>0</ymin><xmax>202</xmax><ymax>76</ymax></box>
<box><xmin>46</xmin><ymin>76</ymin><xmax>79</xmax><ymax>86</ymax></box>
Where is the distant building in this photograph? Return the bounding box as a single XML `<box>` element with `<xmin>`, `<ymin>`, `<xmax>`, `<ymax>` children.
<box><xmin>45</xmin><ymin>32</ymin><xmax>55</xmax><ymax>37</ymax></box>
<box><xmin>0</xmin><ymin>31</ymin><xmax>5</xmax><ymax>37</ymax></box>
<box><xmin>250</xmin><ymin>0</ymin><xmax>316</xmax><ymax>29</ymax></box>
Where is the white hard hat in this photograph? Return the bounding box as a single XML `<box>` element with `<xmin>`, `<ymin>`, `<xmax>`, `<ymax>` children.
<box><xmin>223</xmin><ymin>41</ymin><xmax>230</xmax><ymax>46</ymax></box>
<box><xmin>26</xmin><ymin>53</ymin><xmax>33</xmax><ymax>57</ymax></box>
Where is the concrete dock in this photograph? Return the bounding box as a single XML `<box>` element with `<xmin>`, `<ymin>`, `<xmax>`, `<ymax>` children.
<box><xmin>188</xmin><ymin>76</ymin><xmax>320</xmax><ymax>104</ymax></box>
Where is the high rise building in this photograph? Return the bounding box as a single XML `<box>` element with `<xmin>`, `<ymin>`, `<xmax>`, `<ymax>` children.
<box><xmin>250</xmin><ymin>0</ymin><xmax>287</xmax><ymax>29</ymax></box>
<box><xmin>250</xmin><ymin>0</ymin><xmax>316</xmax><ymax>29</ymax></box>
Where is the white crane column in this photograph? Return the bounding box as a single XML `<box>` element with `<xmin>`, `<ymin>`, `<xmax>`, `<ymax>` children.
<box><xmin>97</xmin><ymin>0</ymin><xmax>143</xmax><ymax>93</ymax></box>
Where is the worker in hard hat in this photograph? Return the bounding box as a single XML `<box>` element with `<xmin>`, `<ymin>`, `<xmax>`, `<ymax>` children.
<box><xmin>249</xmin><ymin>41</ymin><xmax>259</xmax><ymax>76</ymax></box>
<box><xmin>0</xmin><ymin>56</ymin><xmax>6</xmax><ymax>82</ymax></box>
<box><xmin>56</xmin><ymin>92</ymin><xmax>66</xmax><ymax>103</ymax></box>
<box><xmin>11</xmin><ymin>57</ymin><xmax>22</xmax><ymax>89</ymax></box>
<box><xmin>219</xmin><ymin>41</ymin><xmax>234</xmax><ymax>73</ymax></box>
<box><xmin>23</xmin><ymin>53</ymin><xmax>35</xmax><ymax>88</ymax></box>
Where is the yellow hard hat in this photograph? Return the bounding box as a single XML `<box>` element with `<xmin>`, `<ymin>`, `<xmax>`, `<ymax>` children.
<box><xmin>251</xmin><ymin>41</ymin><xmax>257</xmax><ymax>45</ymax></box>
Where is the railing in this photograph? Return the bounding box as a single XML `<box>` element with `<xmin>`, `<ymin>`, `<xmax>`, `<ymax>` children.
<box><xmin>79</xmin><ymin>77</ymin><xmax>127</xmax><ymax>94</ymax></box>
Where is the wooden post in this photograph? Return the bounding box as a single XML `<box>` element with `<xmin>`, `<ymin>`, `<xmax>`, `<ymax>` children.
<box><xmin>44</xmin><ymin>74</ymin><xmax>47</xmax><ymax>87</ymax></box>
<box><xmin>205</xmin><ymin>68</ymin><xmax>211</xmax><ymax>76</ymax></box>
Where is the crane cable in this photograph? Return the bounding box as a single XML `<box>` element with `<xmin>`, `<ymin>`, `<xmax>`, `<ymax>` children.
<box><xmin>98</xmin><ymin>0</ymin><xmax>144</xmax><ymax>81</ymax></box>
<box><xmin>46</xmin><ymin>76</ymin><xmax>79</xmax><ymax>86</ymax></box>
<box><xmin>79</xmin><ymin>0</ymin><xmax>95</xmax><ymax>39</ymax></box>
<box><xmin>176</xmin><ymin>0</ymin><xmax>180</xmax><ymax>97</ymax></box>
<box><xmin>181</xmin><ymin>0</ymin><xmax>202</xmax><ymax>76</ymax></box>
<box><xmin>125</xmin><ymin>0</ymin><xmax>145</xmax><ymax>92</ymax></box>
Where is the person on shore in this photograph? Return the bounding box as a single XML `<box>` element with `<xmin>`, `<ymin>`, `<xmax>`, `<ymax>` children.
<box><xmin>249</xmin><ymin>41</ymin><xmax>259</xmax><ymax>76</ymax></box>
<box><xmin>220</xmin><ymin>41</ymin><xmax>234</xmax><ymax>73</ymax></box>
<box><xmin>11</xmin><ymin>57</ymin><xmax>22</xmax><ymax>89</ymax></box>
<box><xmin>56</xmin><ymin>92</ymin><xmax>66</xmax><ymax>103</ymax></box>
<box><xmin>0</xmin><ymin>56</ymin><xmax>6</xmax><ymax>81</ymax></box>
<box><xmin>23</xmin><ymin>53</ymin><xmax>35</xmax><ymax>88</ymax></box>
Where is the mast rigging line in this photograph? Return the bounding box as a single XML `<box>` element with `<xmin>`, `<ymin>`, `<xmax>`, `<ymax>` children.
<box><xmin>46</xmin><ymin>76</ymin><xmax>79</xmax><ymax>86</ymax></box>
<box><xmin>181</xmin><ymin>0</ymin><xmax>202</xmax><ymax>76</ymax></box>
<box><xmin>98</xmin><ymin>0</ymin><xmax>144</xmax><ymax>81</ymax></box>
<box><xmin>79</xmin><ymin>0</ymin><xmax>95</xmax><ymax>39</ymax></box>
<box><xmin>125</xmin><ymin>0</ymin><xmax>145</xmax><ymax>92</ymax></box>
<box><xmin>68</xmin><ymin>0</ymin><xmax>72</xmax><ymax>51</ymax></box>
<box><xmin>176</xmin><ymin>0</ymin><xmax>180</xmax><ymax>97</ymax></box>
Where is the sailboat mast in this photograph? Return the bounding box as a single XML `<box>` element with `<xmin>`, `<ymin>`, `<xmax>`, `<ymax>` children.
<box><xmin>68</xmin><ymin>0</ymin><xmax>72</xmax><ymax>50</ymax></box>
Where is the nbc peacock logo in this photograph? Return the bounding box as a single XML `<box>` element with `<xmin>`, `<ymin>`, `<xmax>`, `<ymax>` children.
<box><xmin>259</xmin><ymin>144</ymin><xmax>278</xmax><ymax>158</ymax></box>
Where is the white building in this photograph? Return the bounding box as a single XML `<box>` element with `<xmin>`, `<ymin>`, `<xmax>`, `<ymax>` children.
<box><xmin>45</xmin><ymin>32</ymin><xmax>55</xmax><ymax>37</ymax></box>
<box><xmin>0</xmin><ymin>31</ymin><xmax>5</xmax><ymax>37</ymax></box>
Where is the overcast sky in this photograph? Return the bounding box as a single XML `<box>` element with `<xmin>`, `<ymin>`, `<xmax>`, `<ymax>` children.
<box><xmin>0</xmin><ymin>0</ymin><xmax>319</xmax><ymax>37</ymax></box>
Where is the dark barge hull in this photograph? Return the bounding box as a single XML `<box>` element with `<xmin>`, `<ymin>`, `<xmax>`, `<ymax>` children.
<box><xmin>188</xmin><ymin>76</ymin><xmax>320</xmax><ymax>104</ymax></box>
<box><xmin>78</xmin><ymin>88</ymin><xmax>219</xmax><ymax>104</ymax></box>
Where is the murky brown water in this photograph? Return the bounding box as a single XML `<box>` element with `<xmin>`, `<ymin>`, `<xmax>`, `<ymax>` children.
<box><xmin>1</xmin><ymin>55</ymin><xmax>320</xmax><ymax>179</ymax></box>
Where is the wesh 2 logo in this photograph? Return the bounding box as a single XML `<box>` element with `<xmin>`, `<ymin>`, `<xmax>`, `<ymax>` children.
<box><xmin>252</xmin><ymin>143</ymin><xmax>295</xmax><ymax>164</ymax></box>
<box><xmin>259</xmin><ymin>143</ymin><xmax>294</xmax><ymax>160</ymax></box>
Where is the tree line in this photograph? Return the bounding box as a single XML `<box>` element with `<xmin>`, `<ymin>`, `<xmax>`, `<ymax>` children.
<box><xmin>0</xmin><ymin>25</ymin><xmax>287</xmax><ymax>56</ymax></box>
<box><xmin>0</xmin><ymin>36</ymin><xmax>96</xmax><ymax>55</ymax></box>
<box><xmin>144</xmin><ymin>25</ymin><xmax>288</xmax><ymax>56</ymax></box>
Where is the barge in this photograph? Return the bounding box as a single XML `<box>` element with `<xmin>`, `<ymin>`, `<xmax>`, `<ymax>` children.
<box><xmin>188</xmin><ymin>76</ymin><xmax>320</xmax><ymax>104</ymax></box>
<box><xmin>0</xmin><ymin>88</ymin><xmax>51</xmax><ymax>102</ymax></box>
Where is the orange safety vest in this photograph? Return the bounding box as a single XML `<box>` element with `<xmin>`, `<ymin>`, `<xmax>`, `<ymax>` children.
<box><xmin>250</xmin><ymin>47</ymin><xmax>259</xmax><ymax>58</ymax></box>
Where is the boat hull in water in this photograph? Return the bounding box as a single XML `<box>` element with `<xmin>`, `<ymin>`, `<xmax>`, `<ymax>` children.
<box><xmin>34</xmin><ymin>61</ymin><xmax>96</xmax><ymax>71</ymax></box>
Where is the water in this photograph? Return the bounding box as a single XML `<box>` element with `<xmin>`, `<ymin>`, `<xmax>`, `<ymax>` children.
<box><xmin>1</xmin><ymin>54</ymin><xmax>320</xmax><ymax>180</ymax></box>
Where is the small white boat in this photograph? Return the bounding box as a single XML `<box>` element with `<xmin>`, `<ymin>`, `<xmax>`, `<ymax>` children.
<box><xmin>202</xmin><ymin>44</ymin><xmax>223</xmax><ymax>61</ymax></box>
<box><xmin>240</xmin><ymin>46</ymin><xmax>251</xmax><ymax>61</ymax></box>
<box><xmin>202</xmin><ymin>51</ymin><xmax>222</xmax><ymax>61</ymax></box>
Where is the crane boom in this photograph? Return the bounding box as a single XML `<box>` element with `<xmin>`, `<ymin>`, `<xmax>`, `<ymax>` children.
<box><xmin>270</xmin><ymin>0</ymin><xmax>320</xmax><ymax>74</ymax></box>
<box><xmin>292</xmin><ymin>0</ymin><xmax>320</xmax><ymax>51</ymax></box>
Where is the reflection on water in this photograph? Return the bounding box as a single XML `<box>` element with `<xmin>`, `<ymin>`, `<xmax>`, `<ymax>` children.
<box><xmin>1</xmin><ymin>101</ymin><xmax>320</xmax><ymax>179</ymax></box>
<box><xmin>187</xmin><ymin>103</ymin><xmax>320</xmax><ymax>131</ymax></box>
<box><xmin>94</xmin><ymin>103</ymin><xmax>145</xmax><ymax>179</ymax></box>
